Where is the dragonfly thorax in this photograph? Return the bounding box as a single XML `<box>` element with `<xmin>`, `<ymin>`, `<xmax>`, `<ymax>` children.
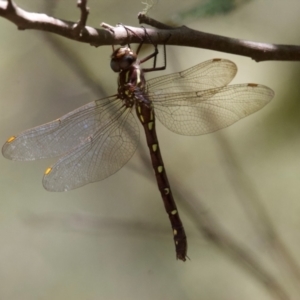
<box><xmin>118</xmin><ymin>83</ymin><xmax>136</xmax><ymax>108</ymax></box>
<box><xmin>112</xmin><ymin>46</ymin><xmax>148</xmax><ymax>109</ymax></box>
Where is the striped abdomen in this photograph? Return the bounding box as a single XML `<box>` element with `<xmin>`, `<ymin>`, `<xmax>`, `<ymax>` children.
<box><xmin>135</xmin><ymin>101</ymin><xmax>187</xmax><ymax>261</ymax></box>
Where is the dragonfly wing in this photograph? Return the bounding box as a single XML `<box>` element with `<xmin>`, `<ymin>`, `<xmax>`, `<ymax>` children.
<box><xmin>43</xmin><ymin>108</ymin><xmax>139</xmax><ymax>191</ymax></box>
<box><xmin>152</xmin><ymin>84</ymin><xmax>274</xmax><ymax>135</ymax></box>
<box><xmin>146</xmin><ymin>59</ymin><xmax>237</xmax><ymax>92</ymax></box>
<box><xmin>2</xmin><ymin>95</ymin><xmax>122</xmax><ymax>161</ymax></box>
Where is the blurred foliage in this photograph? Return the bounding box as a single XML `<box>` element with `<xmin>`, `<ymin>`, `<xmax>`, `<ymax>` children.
<box><xmin>176</xmin><ymin>0</ymin><xmax>251</xmax><ymax>21</ymax></box>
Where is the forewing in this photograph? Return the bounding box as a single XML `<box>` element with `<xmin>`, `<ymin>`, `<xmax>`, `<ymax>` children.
<box><xmin>146</xmin><ymin>59</ymin><xmax>237</xmax><ymax>93</ymax></box>
<box><xmin>152</xmin><ymin>84</ymin><xmax>274</xmax><ymax>135</ymax></box>
<box><xmin>2</xmin><ymin>95</ymin><xmax>121</xmax><ymax>161</ymax></box>
<box><xmin>43</xmin><ymin>108</ymin><xmax>139</xmax><ymax>191</ymax></box>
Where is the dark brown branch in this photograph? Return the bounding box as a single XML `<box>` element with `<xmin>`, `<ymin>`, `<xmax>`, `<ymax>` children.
<box><xmin>0</xmin><ymin>1</ymin><xmax>299</xmax><ymax>62</ymax></box>
<box><xmin>138</xmin><ymin>13</ymin><xmax>300</xmax><ymax>62</ymax></box>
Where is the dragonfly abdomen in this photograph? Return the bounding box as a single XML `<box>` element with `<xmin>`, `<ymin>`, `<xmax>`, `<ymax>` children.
<box><xmin>135</xmin><ymin>102</ymin><xmax>188</xmax><ymax>261</ymax></box>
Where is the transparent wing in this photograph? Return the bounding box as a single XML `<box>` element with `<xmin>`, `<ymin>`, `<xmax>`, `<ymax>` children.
<box><xmin>146</xmin><ymin>59</ymin><xmax>237</xmax><ymax>93</ymax></box>
<box><xmin>2</xmin><ymin>95</ymin><xmax>123</xmax><ymax>160</ymax></box>
<box><xmin>43</xmin><ymin>107</ymin><xmax>139</xmax><ymax>192</ymax></box>
<box><xmin>151</xmin><ymin>84</ymin><xmax>274</xmax><ymax>136</ymax></box>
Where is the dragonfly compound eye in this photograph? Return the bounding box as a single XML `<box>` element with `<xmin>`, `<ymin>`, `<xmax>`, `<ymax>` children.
<box><xmin>110</xmin><ymin>55</ymin><xmax>136</xmax><ymax>72</ymax></box>
<box><xmin>110</xmin><ymin>59</ymin><xmax>120</xmax><ymax>72</ymax></box>
<box><xmin>119</xmin><ymin>55</ymin><xmax>136</xmax><ymax>70</ymax></box>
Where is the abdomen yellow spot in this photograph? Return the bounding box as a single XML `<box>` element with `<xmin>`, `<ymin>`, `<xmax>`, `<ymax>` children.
<box><xmin>148</xmin><ymin>122</ymin><xmax>153</xmax><ymax>130</ymax></box>
<box><xmin>158</xmin><ymin>166</ymin><xmax>163</xmax><ymax>173</ymax></box>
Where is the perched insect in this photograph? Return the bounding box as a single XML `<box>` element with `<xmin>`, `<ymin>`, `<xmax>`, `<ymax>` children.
<box><xmin>2</xmin><ymin>41</ymin><xmax>274</xmax><ymax>261</ymax></box>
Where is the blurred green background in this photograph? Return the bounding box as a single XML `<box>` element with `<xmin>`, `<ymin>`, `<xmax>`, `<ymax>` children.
<box><xmin>1</xmin><ymin>0</ymin><xmax>300</xmax><ymax>299</ymax></box>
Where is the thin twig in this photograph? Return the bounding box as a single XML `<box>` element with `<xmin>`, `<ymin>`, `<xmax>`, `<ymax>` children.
<box><xmin>138</xmin><ymin>12</ymin><xmax>174</xmax><ymax>30</ymax></box>
<box><xmin>73</xmin><ymin>0</ymin><xmax>89</xmax><ymax>37</ymax></box>
<box><xmin>0</xmin><ymin>1</ymin><xmax>299</xmax><ymax>61</ymax></box>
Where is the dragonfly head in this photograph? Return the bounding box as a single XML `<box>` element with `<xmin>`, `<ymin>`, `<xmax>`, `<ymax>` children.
<box><xmin>110</xmin><ymin>46</ymin><xmax>137</xmax><ymax>72</ymax></box>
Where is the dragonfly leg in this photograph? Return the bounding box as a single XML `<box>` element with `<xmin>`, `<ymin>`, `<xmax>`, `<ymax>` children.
<box><xmin>141</xmin><ymin>27</ymin><xmax>170</xmax><ymax>72</ymax></box>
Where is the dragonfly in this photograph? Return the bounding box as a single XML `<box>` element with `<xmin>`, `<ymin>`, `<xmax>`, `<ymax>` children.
<box><xmin>2</xmin><ymin>41</ymin><xmax>274</xmax><ymax>261</ymax></box>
